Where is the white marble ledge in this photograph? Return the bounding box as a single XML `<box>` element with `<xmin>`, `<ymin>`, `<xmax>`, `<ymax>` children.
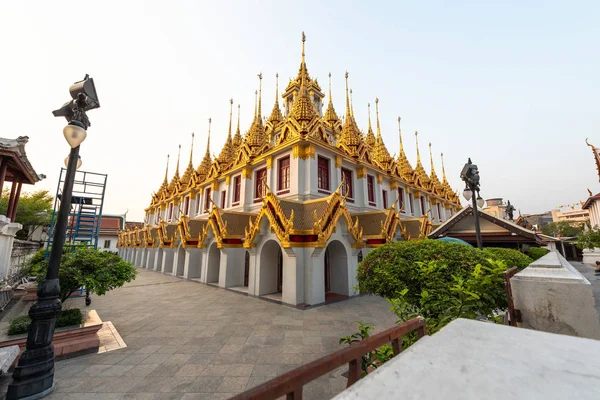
<box><xmin>334</xmin><ymin>318</ymin><xmax>600</xmax><ymax>400</ymax></box>
<box><xmin>514</xmin><ymin>251</ymin><xmax>590</xmax><ymax>284</ymax></box>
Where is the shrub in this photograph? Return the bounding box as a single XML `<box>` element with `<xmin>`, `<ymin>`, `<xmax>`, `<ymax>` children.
<box><xmin>482</xmin><ymin>248</ymin><xmax>532</xmax><ymax>269</ymax></box>
<box><xmin>8</xmin><ymin>308</ymin><xmax>84</xmax><ymax>335</ymax></box>
<box><xmin>358</xmin><ymin>240</ymin><xmax>494</xmax><ymax>302</ymax></box>
<box><xmin>31</xmin><ymin>247</ymin><xmax>136</xmax><ymax>302</ymax></box>
<box><xmin>526</xmin><ymin>247</ymin><xmax>549</xmax><ymax>261</ymax></box>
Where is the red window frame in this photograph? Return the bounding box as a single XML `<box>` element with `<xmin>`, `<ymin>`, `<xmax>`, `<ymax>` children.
<box><xmin>183</xmin><ymin>196</ymin><xmax>190</xmax><ymax>216</ymax></box>
<box><xmin>398</xmin><ymin>188</ymin><xmax>405</xmax><ymax>212</ymax></box>
<box><xmin>437</xmin><ymin>203</ymin><xmax>442</xmax><ymax>221</ymax></box>
<box><xmin>318</xmin><ymin>156</ymin><xmax>330</xmax><ymax>191</ymax></box>
<box><xmin>278</xmin><ymin>156</ymin><xmax>290</xmax><ymax>191</ymax></box>
<box><xmin>255</xmin><ymin>168</ymin><xmax>267</xmax><ymax>199</ymax></box>
<box><xmin>367</xmin><ymin>175</ymin><xmax>375</xmax><ymax>205</ymax></box>
<box><xmin>204</xmin><ymin>188</ymin><xmax>211</xmax><ymax>212</ymax></box>
<box><xmin>420</xmin><ymin>196</ymin><xmax>426</xmax><ymax>217</ymax></box>
<box><xmin>341</xmin><ymin>168</ymin><xmax>353</xmax><ymax>199</ymax></box>
<box><xmin>382</xmin><ymin>190</ymin><xmax>388</xmax><ymax>209</ymax></box>
<box><xmin>233</xmin><ymin>175</ymin><xmax>241</xmax><ymax>204</ymax></box>
<box><xmin>221</xmin><ymin>190</ymin><xmax>226</xmax><ymax>209</ymax></box>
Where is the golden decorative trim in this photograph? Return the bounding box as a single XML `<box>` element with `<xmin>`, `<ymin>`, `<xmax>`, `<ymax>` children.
<box><xmin>390</xmin><ymin>181</ymin><xmax>398</xmax><ymax>190</ymax></box>
<box><xmin>242</xmin><ymin>167</ymin><xmax>252</xmax><ymax>179</ymax></box>
<box><xmin>377</xmin><ymin>174</ymin><xmax>383</xmax><ymax>184</ymax></box>
<box><xmin>292</xmin><ymin>144</ymin><xmax>316</xmax><ymax>160</ymax></box>
<box><xmin>225</xmin><ymin>175</ymin><xmax>231</xmax><ymax>184</ymax></box>
<box><xmin>356</xmin><ymin>167</ymin><xmax>367</xmax><ymax>179</ymax></box>
<box><xmin>266</xmin><ymin>156</ymin><xmax>273</xmax><ymax>169</ymax></box>
<box><xmin>211</xmin><ymin>181</ymin><xmax>219</xmax><ymax>191</ymax></box>
<box><xmin>335</xmin><ymin>155</ymin><xmax>342</xmax><ymax>168</ymax></box>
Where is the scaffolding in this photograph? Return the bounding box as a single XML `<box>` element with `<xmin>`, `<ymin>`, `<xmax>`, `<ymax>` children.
<box><xmin>46</xmin><ymin>169</ymin><xmax>108</xmax><ymax>254</ymax></box>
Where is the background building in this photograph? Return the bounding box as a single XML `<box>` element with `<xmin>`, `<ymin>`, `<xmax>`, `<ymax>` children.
<box><xmin>551</xmin><ymin>207</ymin><xmax>589</xmax><ymax>225</ymax></box>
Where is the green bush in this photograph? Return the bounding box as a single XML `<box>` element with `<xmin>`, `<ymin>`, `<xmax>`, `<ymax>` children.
<box><xmin>8</xmin><ymin>308</ymin><xmax>84</xmax><ymax>336</ymax></box>
<box><xmin>358</xmin><ymin>240</ymin><xmax>494</xmax><ymax>303</ymax></box>
<box><xmin>526</xmin><ymin>247</ymin><xmax>549</xmax><ymax>261</ymax></box>
<box><xmin>482</xmin><ymin>248</ymin><xmax>532</xmax><ymax>269</ymax></box>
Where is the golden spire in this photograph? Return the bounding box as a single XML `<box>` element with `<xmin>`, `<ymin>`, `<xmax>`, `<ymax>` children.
<box><xmin>375</xmin><ymin>98</ymin><xmax>382</xmax><ymax>138</ymax></box>
<box><xmin>441</xmin><ymin>152</ymin><xmax>448</xmax><ymax>182</ymax></box>
<box><xmin>350</xmin><ymin>89</ymin><xmax>354</xmax><ymax>116</ymax></box>
<box><xmin>290</xmin><ymin>65</ymin><xmax>318</xmax><ymax>125</ymax></box>
<box><xmin>228</xmin><ymin>98</ymin><xmax>233</xmax><ymax>138</ymax></box>
<box><xmin>163</xmin><ymin>154</ymin><xmax>169</xmax><ymax>185</ymax></box>
<box><xmin>323</xmin><ymin>72</ymin><xmax>340</xmax><ymax>126</ymax></box>
<box><xmin>398</xmin><ymin>117</ymin><xmax>404</xmax><ymax>154</ymax></box>
<box><xmin>168</xmin><ymin>145</ymin><xmax>182</xmax><ymax>192</ymax></box>
<box><xmin>429</xmin><ymin>142</ymin><xmax>434</xmax><ymax>172</ymax></box>
<box><xmin>218</xmin><ymin>100</ymin><xmax>235</xmax><ymax>166</ymax></box>
<box><xmin>175</xmin><ymin>144</ymin><xmax>181</xmax><ymax>177</ymax></box>
<box><xmin>365</xmin><ymin>103</ymin><xmax>376</xmax><ymax>147</ymax></box>
<box><xmin>253</xmin><ymin>90</ymin><xmax>257</xmax><ymax>120</ymax></box>
<box><xmin>301</xmin><ymin>31</ymin><xmax>306</xmax><ymax>65</ymax></box>
<box><xmin>338</xmin><ymin>71</ymin><xmax>362</xmax><ymax>151</ymax></box>
<box><xmin>181</xmin><ymin>133</ymin><xmax>195</xmax><ymax>187</ymax></box>
<box><xmin>197</xmin><ymin>118</ymin><xmax>212</xmax><ymax>178</ymax></box>
<box><xmin>415</xmin><ymin>131</ymin><xmax>421</xmax><ymax>163</ymax></box>
<box><xmin>268</xmin><ymin>73</ymin><xmax>283</xmax><ymax>124</ymax></box>
<box><xmin>257</xmin><ymin>72</ymin><xmax>263</xmax><ymax>120</ymax></box>
<box><xmin>233</xmin><ymin>104</ymin><xmax>242</xmax><ymax>149</ymax></box>
<box><xmin>428</xmin><ymin>143</ymin><xmax>442</xmax><ymax>194</ymax></box>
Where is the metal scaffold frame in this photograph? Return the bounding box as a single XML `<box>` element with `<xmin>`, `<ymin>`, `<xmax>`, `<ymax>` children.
<box><xmin>46</xmin><ymin>168</ymin><xmax>107</xmax><ymax>255</ymax></box>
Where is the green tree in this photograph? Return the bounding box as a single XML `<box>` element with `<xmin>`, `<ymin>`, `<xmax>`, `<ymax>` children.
<box><xmin>0</xmin><ymin>188</ymin><xmax>53</xmax><ymax>239</ymax></box>
<box><xmin>542</xmin><ymin>221</ymin><xmax>585</xmax><ymax>238</ymax></box>
<box><xmin>30</xmin><ymin>247</ymin><xmax>137</xmax><ymax>302</ymax></box>
<box><xmin>577</xmin><ymin>226</ymin><xmax>600</xmax><ymax>250</ymax></box>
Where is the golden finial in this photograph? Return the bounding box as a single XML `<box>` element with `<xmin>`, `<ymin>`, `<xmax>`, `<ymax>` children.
<box><xmin>344</xmin><ymin>71</ymin><xmax>351</xmax><ymax>118</ymax></box>
<box><xmin>301</xmin><ymin>31</ymin><xmax>306</xmax><ymax>64</ymax></box>
<box><xmin>237</xmin><ymin>104</ymin><xmax>241</xmax><ymax>133</ymax></box>
<box><xmin>328</xmin><ymin>72</ymin><xmax>332</xmax><ymax>103</ymax></box>
<box><xmin>367</xmin><ymin>103</ymin><xmax>372</xmax><ymax>132</ymax></box>
<box><xmin>228</xmin><ymin>98</ymin><xmax>234</xmax><ymax>138</ymax></box>
<box><xmin>429</xmin><ymin>142</ymin><xmax>434</xmax><ymax>171</ymax></box>
<box><xmin>254</xmin><ymin>90</ymin><xmax>258</xmax><ymax>119</ymax></box>
<box><xmin>188</xmin><ymin>133</ymin><xmax>194</xmax><ymax>166</ymax></box>
<box><xmin>398</xmin><ymin>117</ymin><xmax>404</xmax><ymax>153</ymax></box>
<box><xmin>415</xmin><ymin>131</ymin><xmax>420</xmax><ymax>162</ymax></box>
<box><xmin>163</xmin><ymin>154</ymin><xmax>170</xmax><ymax>182</ymax></box>
<box><xmin>175</xmin><ymin>144</ymin><xmax>181</xmax><ymax>175</ymax></box>
<box><xmin>375</xmin><ymin>97</ymin><xmax>381</xmax><ymax>138</ymax></box>
<box><xmin>257</xmin><ymin>73</ymin><xmax>263</xmax><ymax>119</ymax></box>
<box><xmin>350</xmin><ymin>89</ymin><xmax>354</xmax><ymax>116</ymax></box>
<box><xmin>205</xmin><ymin>117</ymin><xmax>211</xmax><ymax>158</ymax></box>
<box><xmin>441</xmin><ymin>152</ymin><xmax>447</xmax><ymax>182</ymax></box>
<box><xmin>275</xmin><ymin>73</ymin><xmax>279</xmax><ymax>105</ymax></box>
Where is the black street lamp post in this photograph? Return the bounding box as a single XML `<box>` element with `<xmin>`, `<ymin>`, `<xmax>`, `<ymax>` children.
<box><xmin>7</xmin><ymin>76</ymin><xmax>99</xmax><ymax>400</ymax></box>
<box><xmin>460</xmin><ymin>158</ymin><xmax>485</xmax><ymax>250</ymax></box>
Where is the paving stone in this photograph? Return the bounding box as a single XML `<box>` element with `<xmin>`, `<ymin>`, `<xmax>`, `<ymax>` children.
<box><xmin>216</xmin><ymin>376</ymin><xmax>250</xmax><ymax>393</ymax></box>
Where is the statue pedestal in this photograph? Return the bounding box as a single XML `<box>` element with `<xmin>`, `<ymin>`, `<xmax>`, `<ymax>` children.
<box><xmin>0</xmin><ymin>215</ymin><xmax>23</xmax><ymax>280</ymax></box>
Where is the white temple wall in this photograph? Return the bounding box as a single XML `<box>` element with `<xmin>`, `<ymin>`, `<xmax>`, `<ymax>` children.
<box><xmin>162</xmin><ymin>248</ymin><xmax>174</xmax><ymax>273</ymax></box>
<box><xmin>247</xmin><ymin>247</ymin><xmax>258</xmax><ymax>295</ymax></box>
<box><xmin>307</xmin><ymin>247</ymin><xmax>326</xmax><ymax>305</ymax></box>
<box><xmin>147</xmin><ymin>248</ymin><xmax>157</xmax><ymax>270</ymax></box>
<box><xmin>141</xmin><ymin>248</ymin><xmax>148</xmax><ymax>268</ymax></box>
<box><xmin>282</xmin><ymin>247</ymin><xmax>303</xmax><ymax>305</ymax></box>
<box><xmin>173</xmin><ymin>245</ymin><xmax>186</xmax><ymax>276</ymax></box>
<box><xmin>155</xmin><ymin>248</ymin><xmax>164</xmax><ymax>271</ymax></box>
<box><xmin>183</xmin><ymin>248</ymin><xmax>202</xmax><ymax>279</ymax></box>
<box><xmin>218</xmin><ymin>247</ymin><xmax>246</xmax><ymax>288</ymax></box>
<box><xmin>205</xmin><ymin>241</ymin><xmax>221</xmax><ymax>283</ymax></box>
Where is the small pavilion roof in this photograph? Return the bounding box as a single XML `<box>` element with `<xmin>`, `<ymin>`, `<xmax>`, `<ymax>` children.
<box><xmin>0</xmin><ymin>136</ymin><xmax>44</xmax><ymax>184</ymax></box>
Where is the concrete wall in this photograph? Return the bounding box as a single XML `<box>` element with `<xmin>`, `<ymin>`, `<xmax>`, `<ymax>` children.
<box><xmin>511</xmin><ymin>251</ymin><xmax>600</xmax><ymax>340</ymax></box>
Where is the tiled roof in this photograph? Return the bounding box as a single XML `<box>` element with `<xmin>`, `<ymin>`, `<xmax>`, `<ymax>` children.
<box><xmin>279</xmin><ymin>198</ymin><xmax>330</xmax><ymax>231</ymax></box>
<box><xmin>220</xmin><ymin>211</ymin><xmax>256</xmax><ymax>236</ymax></box>
<box><xmin>354</xmin><ymin>212</ymin><xmax>387</xmax><ymax>236</ymax></box>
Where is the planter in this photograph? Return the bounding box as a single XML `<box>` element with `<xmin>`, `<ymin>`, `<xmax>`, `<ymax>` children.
<box><xmin>0</xmin><ymin>310</ymin><xmax>103</xmax><ymax>363</ymax></box>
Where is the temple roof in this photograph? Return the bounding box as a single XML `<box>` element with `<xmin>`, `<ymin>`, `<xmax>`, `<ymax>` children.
<box><xmin>0</xmin><ymin>136</ymin><xmax>45</xmax><ymax>185</ymax></box>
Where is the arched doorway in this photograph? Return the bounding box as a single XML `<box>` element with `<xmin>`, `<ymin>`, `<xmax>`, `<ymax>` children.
<box><xmin>206</xmin><ymin>242</ymin><xmax>220</xmax><ymax>284</ymax></box>
<box><xmin>324</xmin><ymin>240</ymin><xmax>349</xmax><ymax>297</ymax></box>
<box><xmin>175</xmin><ymin>246</ymin><xmax>185</xmax><ymax>276</ymax></box>
<box><xmin>258</xmin><ymin>240</ymin><xmax>283</xmax><ymax>296</ymax></box>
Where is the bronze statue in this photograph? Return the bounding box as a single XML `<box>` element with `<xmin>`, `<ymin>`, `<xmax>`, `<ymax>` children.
<box><xmin>505</xmin><ymin>200</ymin><xmax>515</xmax><ymax>220</ymax></box>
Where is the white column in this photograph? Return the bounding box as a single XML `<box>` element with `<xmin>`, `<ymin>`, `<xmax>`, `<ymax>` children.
<box><xmin>162</xmin><ymin>248</ymin><xmax>174</xmax><ymax>274</ymax></box>
<box><xmin>306</xmin><ymin>247</ymin><xmax>326</xmax><ymax>305</ymax></box>
<box><xmin>183</xmin><ymin>248</ymin><xmax>202</xmax><ymax>279</ymax></box>
<box><xmin>0</xmin><ymin>218</ymin><xmax>22</xmax><ymax>280</ymax></box>
<box><xmin>281</xmin><ymin>247</ymin><xmax>303</xmax><ymax>305</ymax></box>
<box><xmin>247</xmin><ymin>248</ymin><xmax>258</xmax><ymax>295</ymax></box>
<box><xmin>218</xmin><ymin>248</ymin><xmax>246</xmax><ymax>288</ymax></box>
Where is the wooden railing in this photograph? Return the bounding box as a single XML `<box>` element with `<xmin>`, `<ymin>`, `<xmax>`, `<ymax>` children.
<box><xmin>230</xmin><ymin>317</ymin><xmax>427</xmax><ymax>400</ymax></box>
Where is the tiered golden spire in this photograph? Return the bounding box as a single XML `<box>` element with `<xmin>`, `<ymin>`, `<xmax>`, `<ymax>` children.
<box><xmin>290</xmin><ymin>67</ymin><xmax>318</xmax><ymax>125</ymax></box>
<box><xmin>395</xmin><ymin>117</ymin><xmax>414</xmax><ymax>180</ymax></box>
<box><xmin>338</xmin><ymin>72</ymin><xmax>362</xmax><ymax>153</ymax></box>
<box><xmin>323</xmin><ymin>72</ymin><xmax>340</xmax><ymax>126</ymax></box>
<box><xmin>245</xmin><ymin>74</ymin><xmax>267</xmax><ymax>152</ymax></box>
<box><xmin>168</xmin><ymin>144</ymin><xmax>182</xmax><ymax>192</ymax></box>
<box><xmin>428</xmin><ymin>142</ymin><xmax>443</xmax><ymax>194</ymax></box>
<box><xmin>196</xmin><ymin>118</ymin><xmax>212</xmax><ymax>178</ymax></box>
<box><xmin>372</xmin><ymin>98</ymin><xmax>393</xmax><ymax>169</ymax></box>
<box><xmin>233</xmin><ymin>104</ymin><xmax>242</xmax><ymax>149</ymax></box>
<box><xmin>365</xmin><ymin>103</ymin><xmax>376</xmax><ymax>148</ymax></box>
<box><xmin>218</xmin><ymin>99</ymin><xmax>235</xmax><ymax>166</ymax></box>
<box><xmin>268</xmin><ymin>73</ymin><xmax>283</xmax><ymax>125</ymax></box>
<box><xmin>412</xmin><ymin>131</ymin><xmax>431</xmax><ymax>189</ymax></box>
<box><xmin>156</xmin><ymin>154</ymin><xmax>170</xmax><ymax>199</ymax></box>
<box><xmin>181</xmin><ymin>133</ymin><xmax>195</xmax><ymax>188</ymax></box>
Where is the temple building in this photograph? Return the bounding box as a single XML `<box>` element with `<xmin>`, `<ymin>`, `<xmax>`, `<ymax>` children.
<box><xmin>117</xmin><ymin>33</ymin><xmax>462</xmax><ymax>307</ymax></box>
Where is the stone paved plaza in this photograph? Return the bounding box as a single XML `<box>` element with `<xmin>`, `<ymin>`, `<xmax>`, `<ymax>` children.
<box><xmin>0</xmin><ymin>268</ymin><xmax>397</xmax><ymax>399</ymax></box>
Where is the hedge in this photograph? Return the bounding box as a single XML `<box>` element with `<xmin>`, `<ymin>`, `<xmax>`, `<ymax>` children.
<box><xmin>8</xmin><ymin>308</ymin><xmax>83</xmax><ymax>336</ymax></box>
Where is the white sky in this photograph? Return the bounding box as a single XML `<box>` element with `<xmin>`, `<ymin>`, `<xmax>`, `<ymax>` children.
<box><xmin>1</xmin><ymin>1</ymin><xmax>599</xmax><ymax>221</ymax></box>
